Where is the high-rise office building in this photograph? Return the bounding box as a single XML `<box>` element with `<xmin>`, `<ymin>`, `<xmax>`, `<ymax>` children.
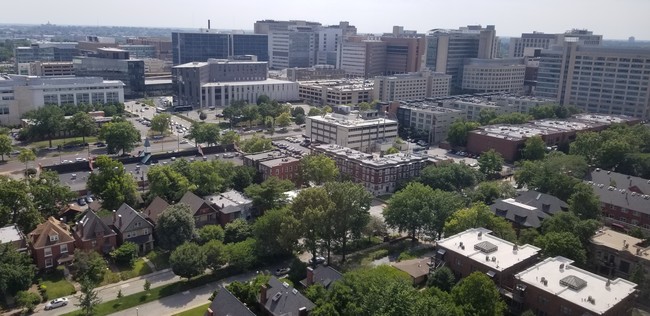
<box><xmin>254</xmin><ymin>20</ymin><xmax>322</xmax><ymax>35</ymax></box>
<box><xmin>536</xmin><ymin>41</ymin><xmax>650</xmax><ymax>119</ymax></box>
<box><xmin>374</xmin><ymin>70</ymin><xmax>451</xmax><ymax>102</ymax></box>
<box><xmin>73</xmin><ymin>48</ymin><xmax>145</xmax><ymax>97</ymax></box>
<box><xmin>461</xmin><ymin>58</ymin><xmax>526</xmax><ymax>94</ymax></box>
<box><xmin>425</xmin><ymin>25</ymin><xmax>497</xmax><ymax>92</ymax></box>
<box><xmin>269</xmin><ymin>26</ymin><xmax>318</xmax><ymax>69</ymax></box>
<box><xmin>171</xmin><ymin>31</ymin><xmax>268</xmax><ymax>65</ymax></box>
<box><xmin>126</xmin><ymin>37</ymin><xmax>173</xmax><ymax>61</ymax></box>
<box><xmin>338</xmin><ymin>36</ymin><xmax>387</xmax><ymax>78</ymax></box>
<box><xmin>509</xmin><ymin>29</ymin><xmax>602</xmax><ymax>58</ymax></box>
<box><xmin>316</xmin><ymin>22</ymin><xmax>357</xmax><ymax>66</ymax></box>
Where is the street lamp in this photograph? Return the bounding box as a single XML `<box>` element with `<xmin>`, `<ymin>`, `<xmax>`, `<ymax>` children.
<box><xmin>136</xmin><ymin>307</ymin><xmax>139</xmax><ymax>316</ymax></box>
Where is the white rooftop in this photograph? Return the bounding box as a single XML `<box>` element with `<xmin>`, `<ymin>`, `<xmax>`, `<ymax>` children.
<box><xmin>308</xmin><ymin>113</ymin><xmax>397</xmax><ymax>128</ymax></box>
<box><xmin>437</xmin><ymin>227</ymin><xmax>540</xmax><ymax>272</ymax></box>
<box><xmin>502</xmin><ymin>198</ymin><xmax>537</xmax><ymax>211</ymax></box>
<box><xmin>515</xmin><ymin>256</ymin><xmax>637</xmax><ymax>315</ymax></box>
<box><xmin>0</xmin><ymin>225</ymin><xmax>23</xmax><ymax>244</ymax></box>
<box><xmin>202</xmin><ymin>78</ymin><xmax>295</xmax><ymax>87</ymax></box>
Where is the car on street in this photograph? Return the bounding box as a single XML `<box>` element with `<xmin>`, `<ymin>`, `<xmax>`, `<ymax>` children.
<box><xmin>275</xmin><ymin>267</ymin><xmax>291</xmax><ymax>276</ymax></box>
<box><xmin>309</xmin><ymin>256</ymin><xmax>326</xmax><ymax>265</ymax></box>
<box><xmin>44</xmin><ymin>298</ymin><xmax>68</xmax><ymax>310</ymax></box>
<box><xmin>180</xmin><ymin>140</ymin><xmax>188</xmax><ymax>144</ymax></box>
<box><xmin>223</xmin><ymin>153</ymin><xmax>235</xmax><ymax>158</ymax></box>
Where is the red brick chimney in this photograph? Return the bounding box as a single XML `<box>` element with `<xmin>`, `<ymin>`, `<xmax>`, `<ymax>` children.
<box><xmin>298</xmin><ymin>306</ymin><xmax>308</xmax><ymax>316</ymax></box>
<box><xmin>306</xmin><ymin>267</ymin><xmax>314</xmax><ymax>285</ymax></box>
<box><xmin>260</xmin><ymin>284</ymin><xmax>268</xmax><ymax>305</ymax></box>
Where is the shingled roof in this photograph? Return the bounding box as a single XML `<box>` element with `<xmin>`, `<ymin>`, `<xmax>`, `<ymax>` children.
<box><xmin>179</xmin><ymin>191</ymin><xmax>214</xmax><ymax>216</ymax></box>
<box><xmin>144</xmin><ymin>196</ymin><xmax>170</xmax><ymax>225</ymax></box>
<box><xmin>262</xmin><ymin>277</ymin><xmax>315</xmax><ymax>316</ymax></box>
<box><xmin>490</xmin><ymin>190</ymin><xmax>568</xmax><ymax>228</ymax></box>
<box><xmin>101</xmin><ymin>203</ymin><xmax>150</xmax><ymax>232</ymax></box>
<box><xmin>585</xmin><ymin>169</ymin><xmax>650</xmax><ymax>214</ymax></box>
<box><xmin>28</xmin><ymin>217</ymin><xmax>74</xmax><ymax>249</ymax></box>
<box><xmin>207</xmin><ymin>287</ymin><xmax>255</xmax><ymax>316</ymax></box>
<box><xmin>75</xmin><ymin>210</ymin><xmax>116</xmax><ymax>242</ymax></box>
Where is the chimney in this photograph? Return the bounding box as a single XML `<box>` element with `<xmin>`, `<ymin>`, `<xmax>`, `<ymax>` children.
<box><xmin>306</xmin><ymin>267</ymin><xmax>314</xmax><ymax>285</ymax></box>
<box><xmin>260</xmin><ymin>284</ymin><xmax>268</xmax><ymax>305</ymax></box>
<box><xmin>298</xmin><ymin>307</ymin><xmax>308</xmax><ymax>316</ymax></box>
<box><xmin>206</xmin><ymin>308</ymin><xmax>214</xmax><ymax>316</ymax></box>
<box><xmin>112</xmin><ymin>210</ymin><xmax>116</xmax><ymax>224</ymax></box>
<box><xmin>77</xmin><ymin>221</ymin><xmax>83</xmax><ymax>235</ymax></box>
<box><xmin>208</xmin><ymin>19</ymin><xmax>211</xmax><ymax>30</ymax></box>
<box><xmin>118</xmin><ymin>214</ymin><xmax>122</xmax><ymax>228</ymax></box>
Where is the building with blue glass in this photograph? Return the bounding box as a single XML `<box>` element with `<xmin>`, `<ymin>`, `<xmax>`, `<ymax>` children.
<box><xmin>172</xmin><ymin>31</ymin><xmax>268</xmax><ymax>65</ymax></box>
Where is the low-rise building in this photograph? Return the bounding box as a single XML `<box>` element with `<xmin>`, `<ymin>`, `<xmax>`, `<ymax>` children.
<box><xmin>299</xmin><ymin>79</ymin><xmax>374</xmax><ymax>106</ymax></box>
<box><xmin>514</xmin><ymin>256</ymin><xmax>636</xmax><ymax>316</ymax></box>
<box><xmin>306</xmin><ymin>112</ymin><xmax>398</xmax><ymax>152</ymax></box>
<box><xmin>394</xmin><ymin>100</ymin><xmax>465</xmax><ymax>144</ymax></box>
<box><xmin>590</xmin><ymin>227</ymin><xmax>650</xmax><ymax>280</ymax></box>
<box><xmin>206</xmin><ymin>190</ymin><xmax>254</xmax><ymax>225</ymax></box>
<box><xmin>286</xmin><ymin>66</ymin><xmax>346</xmax><ymax>81</ymax></box>
<box><xmin>143</xmin><ymin>196</ymin><xmax>170</xmax><ymax>226</ymax></box>
<box><xmin>28</xmin><ymin>61</ymin><xmax>74</xmax><ymax>77</ymax></box>
<box><xmin>312</xmin><ymin>144</ymin><xmax>428</xmax><ymax>195</ymax></box>
<box><xmin>585</xmin><ymin>169</ymin><xmax>650</xmax><ymax>231</ymax></box>
<box><xmin>392</xmin><ymin>258</ymin><xmax>432</xmax><ymax>285</ymax></box>
<box><xmin>259</xmin><ymin>156</ymin><xmax>301</xmax><ymax>184</ymax></box>
<box><xmin>73</xmin><ymin>210</ymin><xmax>117</xmax><ymax>255</ymax></box>
<box><xmin>373</xmin><ymin>70</ymin><xmax>451</xmax><ymax>102</ymax></box>
<box><xmin>179</xmin><ymin>191</ymin><xmax>219</xmax><ymax>228</ymax></box>
<box><xmin>0</xmin><ymin>224</ymin><xmax>28</xmax><ymax>252</ymax></box>
<box><xmin>300</xmin><ymin>265</ymin><xmax>343</xmax><ymax>289</ymax></box>
<box><xmin>28</xmin><ymin>217</ymin><xmax>76</xmax><ymax>270</ymax></box>
<box><xmin>435</xmin><ymin>227</ymin><xmax>540</xmax><ymax>290</ymax></box>
<box><xmin>259</xmin><ymin>277</ymin><xmax>315</xmax><ymax>316</ymax></box>
<box><xmin>490</xmin><ymin>190</ymin><xmax>568</xmax><ymax>229</ymax></box>
<box><xmin>206</xmin><ymin>286</ymin><xmax>255</xmax><ymax>316</ymax></box>
<box><xmin>102</xmin><ymin>204</ymin><xmax>154</xmax><ymax>255</ymax></box>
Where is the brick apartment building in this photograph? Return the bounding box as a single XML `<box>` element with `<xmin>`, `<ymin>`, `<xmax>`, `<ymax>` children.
<box><xmin>243</xmin><ymin>150</ymin><xmax>302</xmax><ymax>185</ymax></box>
<box><xmin>435</xmin><ymin>227</ymin><xmax>540</xmax><ymax>291</ymax></box>
<box><xmin>590</xmin><ymin>227</ymin><xmax>650</xmax><ymax>279</ymax></box>
<box><xmin>514</xmin><ymin>256</ymin><xmax>636</xmax><ymax>316</ymax></box>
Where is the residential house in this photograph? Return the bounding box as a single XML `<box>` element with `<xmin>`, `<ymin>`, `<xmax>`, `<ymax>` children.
<box><xmin>206</xmin><ymin>190</ymin><xmax>254</xmax><ymax>225</ymax></box>
<box><xmin>260</xmin><ymin>277</ymin><xmax>315</xmax><ymax>316</ymax></box>
<box><xmin>179</xmin><ymin>191</ymin><xmax>219</xmax><ymax>228</ymax></box>
<box><xmin>73</xmin><ymin>210</ymin><xmax>117</xmax><ymax>255</ymax></box>
<box><xmin>300</xmin><ymin>265</ymin><xmax>343</xmax><ymax>289</ymax></box>
<box><xmin>58</xmin><ymin>204</ymin><xmax>84</xmax><ymax>223</ymax></box>
<box><xmin>490</xmin><ymin>190</ymin><xmax>568</xmax><ymax>229</ymax></box>
<box><xmin>514</xmin><ymin>256</ymin><xmax>636</xmax><ymax>316</ymax></box>
<box><xmin>392</xmin><ymin>258</ymin><xmax>432</xmax><ymax>285</ymax></box>
<box><xmin>590</xmin><ymin>226</ymin><xmax>650</xmax><ymax>279</ymax></box>
<box><xmin>205</xmin><ymin>286</ymin><xmax>255</xmax><ymax>316</ymax></box>
<box><xmin>435</xmin><ymin>227</ymin><xmax>540</xmax><ymax>291</ymax></box>
<box><xmin>0</xmin><ymin>224</ymin><xmax>28</xmax><ymax>252</ymax></box>
<box><xmin>28</xmin><ymin>217</ymin><xmax>76</xmax><ymax>270</ymax></box>
<box><xmin>143</xmin><ymin>196</ymin><xmax>170</xmax><ymax>226</ymax></box>
<box><xmin>103</xmin><ymin>203</ymin><xmax>154</xmax><ymax>255</ymax></box>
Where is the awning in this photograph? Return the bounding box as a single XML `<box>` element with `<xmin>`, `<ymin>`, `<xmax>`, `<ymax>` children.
<box><xmin>486</xmin><ymin>270</ymin><xmax>496</xmax><ymax>278</ymax></box>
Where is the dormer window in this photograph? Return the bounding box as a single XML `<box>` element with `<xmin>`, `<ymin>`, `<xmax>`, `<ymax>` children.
<box><xmin>49</xmin><ymin>233</ymin><xmax>59</xmax><ymax>242</ymax></box>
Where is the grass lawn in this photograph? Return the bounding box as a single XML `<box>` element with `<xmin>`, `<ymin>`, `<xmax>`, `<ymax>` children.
<box><xmin>146</xmin><ymin>250</ymin><xmax>170</xmax><ymax>270</ymax></box>
<box><xmin>100</xmin><ymin>259</ymin><xmax>153</xmax><ymax>286</ymax></box>
<box><xmin>29</xmin><ymin>136</ymin><xmax>99</xmax><ymax>149</ymax></box>
<box><xmin>40</xmin><ymin>269</ymin><xmax>76</xmax><ymax>299</ymax></box>
<box><xmin>172</xmin><ymin>303</ymin><xmax>211</xmax><ymax>316</ymax></box>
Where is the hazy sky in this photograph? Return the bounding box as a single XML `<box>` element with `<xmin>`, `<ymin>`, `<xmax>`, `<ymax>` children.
<box><xmin>4</xmin><ymin>0</ymin><xmax>650</xmax><ymax>40</ymax></box>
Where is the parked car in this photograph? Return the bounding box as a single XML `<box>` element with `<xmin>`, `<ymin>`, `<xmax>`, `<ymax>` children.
<box><xmin>44</xmin><ymin>298</ymin><xmax>68</xmax><ymax>310</ymax></box>
<box><xmin>309</xmin><ymin>256</ymin><xmax>326</xmax><ymax>265</ymax></box>
<box><xmin>77</xmin><ymin>198</ymin><xmax>87</xmax><ymax>206</ymax></box>
<box><xmin>85</xmin><ymin>195</ymin><xmax>94</xmax><ymax>204</ymax></box>
<box><xmin>275</xmin><ymin>267</ymin><xmax>291</xmax><ymax>276</ymax></box>
<box><xmin>223</xmin><ymin>153</ymin><xmax>235</xmax><ymax>158</ymax></box>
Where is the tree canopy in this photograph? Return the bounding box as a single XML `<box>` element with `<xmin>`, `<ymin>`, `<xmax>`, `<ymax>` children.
<box><xmin>155</xmin><ymin>203</ymin><xmax>196</xmax><ymax>251</ymax></box>
<box><xmin>300</xmin><ymin>154</ymin><xmax>339</xmax><ymax>185</ymax></box>
<box><xmin>451</xmin><ymin>271</ymin><xmax>507</xmax><ymax>316</ymax></box>
<box><xmin>535</xmin><ymin>232</ymin><xmax>586</xmax><ymax>265</ymax></box>
<box><xmin>87</xmin><ymin>156</ymin><xmax>139</xmax><ymax>210</ymax></box>
<box><xmin>170</xmin><ymin>242</ymin><xmax>206</xmax><ymax>279</ymax></box>
<box><xmin>239</xmin><ymin>134</ymin><xmax>273</xmax><ymax>153</ymax></box>
<box><xmin>68</xmin><ymin>112</ymin><xmax>97</xmax><ymax>143</ymax></box>
<box><xmin>150</xmin><ymin>113</ymin><xmax>172</xmax><ymax>135</ymax></box>
<box><xmin>252</xmin><ymin>207</ymin><xmax>300</xmax><ymax>258</ymax></box>
<box><xmin>325</xmin><ymin>181</ymin><xmax>372</xmax><ymax>262</ymax></box>
<box><xmin>244</xmin><ymin>176</ymin><xmax>294</xmax><ymax>212</ymax></box>
<box><xmin>98</xmin><ymin>121</ymin><xmax>140</xmax><ymax>155</ymax></box>
<box><xmin>147</xmin><ymin>165</ymin><xmax>196</xmax><ymax>202</ymax></box>
<box><xmin>447</xmin><ymin>120</ymin><xmax>480</xmax><ymax>147</ymax></box>
<box><xmin>417</xmin><ymin>163</ymin><xmax>483</xmax><ymax>192</ymax></box>
<box><xmin>0</xmin><ymin>243</ymin><xmax>35</xmax><ymax>296</ymax></box>
<box><xmin>24</xmin><ymin>105</ymin><xmax>65</xmax><ymax>148</ymax></box>
<box><xmin>521</xmin><ymin>135</ymin><xmax>546</xmax><ymax>161</ymax></box>
<box><xmin>444</xmin><ymin>203</ymin><xmax>517</xmax><ymax>242</ymax></box>
<box><xmin>477</xmin><ymin>149</ymin><xmax>504</xmax><ymax>177</ymax></box>
<box><xmin>188</xmin><ymin>122</ymin><xmax>220</xmax><ymax>146</ymax></box>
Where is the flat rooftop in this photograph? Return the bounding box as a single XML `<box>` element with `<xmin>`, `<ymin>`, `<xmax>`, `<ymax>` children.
<box><xmin>314</xmin><ymin>144</ymin><xmax>427</xmax><ymax>168</ymax></box>
<box><xmin>202</xmin><ymin>78</ymin><xmax>295</xmax><ymax>87</ymax></box>
<box><xmin>308</xmin><ymin>113</ymin><xmax>397</xmax><ymax>128</ymax></box>
<box><xmin>437</xmin><ymin>227</ymin><xmax>540</xmax><ymax>272</ymax></box>
<box><xmin>259</xmin><ymin>156</ymin><xmax>299</xmax><ymax>168</ymax></box>
<box><xmin>591</xmin><ymin>227</ymin><xmax>650</xmax><ymax>263</ymax></box>
<box><xmin>515</xmin><ymin>256</ymin><xmax>637</xmax><ymax>315</ymax></box>
<box><xmin>299</xmin><ymin>79</ymin><xmax>374</xmax><ymax>91</ymax></box>
<box><xmin>0</xmin><ymin>225</ymin><xmax>23</xmax><ymax>244</ymax></box>
<box><xmin>205</xmin><ymin>190</ymin><xmax>252</xmax><ymax>209</ymax></box>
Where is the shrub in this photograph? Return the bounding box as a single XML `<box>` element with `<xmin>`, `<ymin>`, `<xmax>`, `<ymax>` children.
<box><xmin>368</xmin><ymin>249</ymin><xmax>389</xmax><ymax>261</ymax></box>
<box><xmin>397</xmin><ymin>251</ymin><xmax>417</xmax><ymax>262</ymax></box>
<box><xmin>144</xmin><ymin>280</ymin><xmax>151</xmax><ymax>291</ymax></box>
<box><xmin>110</xmin><ymin>242</ymin><xmax>138</xmax><ymax>267</ymax></box>
<box><xmin>16</xmin><ymin>291</ymin><xmax>41</xmax><ymax>313</ymax></box>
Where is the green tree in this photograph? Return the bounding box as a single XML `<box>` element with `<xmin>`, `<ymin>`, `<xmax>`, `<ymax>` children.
<box><xmin>220</xmin><ymin>130</ymin><xmax>240</xmax><ymax>147</ymax></box>
<box><xmin>291</xmin><ymin>106</ymin><xmax>305</xmax><ymax>117</ymax></box>
<box><xmin>418</xmin><ymin>163</ymin><xmax>482</xmax><ymax>192</ymax></box>
<box><xmin>143</xmin><ymin>279</ymin><xmax>151</xmax><ymax>291</ymax></box>
<box><xmin>568</xmin><ymin>182</ymin><xmax>601</xmax><ymax>220</ymax></box>
<box><xmin>224</xmin><ymin>219</ymin><xmax>253</xmax><ymax>244</ymax></box>
<box><xmin>245</xmin><ymin>176</ymin><xmax>294</xmax><ymax>213</ymax></box>
<box><xmin>231</xmin><ymin>166</ymin><xmax>255</xmax><ymax>191</ymax></box>
<box><xmin>294</xmin><ymin>114</ymin><xmax>306</xmax><ymax>125</ymax></box>
<box><xmin>427</xmin><ymin>266</ymin><xmax>456</xmax><ymax>292</ymax></box>
<box><xmin>16</xmin><ymin>291</ymin><xmax>41</xmax><ymax>313</ymax></box>
<box><xmin>385</xmin><ymin>147</ymin><xmax>400</xmax><ymax>154</ymax></box>
<box><xmin>478</xmin><ymin>108</ymin><xmax>498</xmax><ymax>125</ymax></box>
<box><xmin>308</xmin><ymin>108</ymin><xmax>322</xmax><ymax>116</ymax></box>
<box><xmin>239</xmin><ymin>134</ymin><xmax>273</xmax><ymax>153</ymax></box>
<box><xmin>535</xmin><ymin>232</ymin><xmax>586</xmax><ymax>265</ymax></box>
<box><xmin>150</xmin><ymin>113</ymin><xmax>172</xmax><ymax>135</ymax></box>
<box><xmin>540</xmin><ymin>212</ymin><xmax>600</xmax><ymax>248</ymax></box>
<box><xmin>25</xmin><ymin>105</ymin><xmax>65</xmax><ymax>148</ymax></box>
<box><xmin>87</xmin><ymin>156</ymin><xmax>139</xmax><ymax>210</ymax></box>
<box><xmin>597</xmin><ymin>138</ymin><xmax>633</xmax><ymax>169</ymax></box>
<box><xmin>290</xmin><ymin>187</ymin><xmax>335</xmax><ymax>262</ymax></box>
<box><xmin>277</xmin><ymin>112</ymin><xmax>292</xmax><ymax>127</ymax></box>
<box><xmin>522</xmin><ymin>135</ymin><xmax>546</xmax><ymax>161</ymax></box>
<box><xmin>99</xmin><ymin>121</ymin><xmax>140</xmax><ymax>155</ymax></box>
<box><xmin>0</xmin><ymin>243</ymin><xmax>36</xmax><ymax>297</ymax></box>
<box><xmin>0</xmin><ymin>176</ymin><xmax>39</xmax><ymax>231</ymax></box>
<box><xmin>147</xmin><ymin>165</ymin><xmax>195</xmax><ymax>202</ymax></box>
<box><xmin>110</xmin><ymin>242</ymin><xmax>138</xmax><ymax>267</ymax></box>
<box><xmin>0</xmin><ymin>134</ymin><xmax>11</xmax><ymax>161</ymax></box>
<box><xmin>188</xmin><ymin>122</ymin><xmax>221</xmax><ymax>146</ymax></box>
<box><xmin>29</xmin><ymin>170</ymin><xmax>76</xmax><ymax>218</ymax></box>
<box><xmin>528</xmin><ymin>104</ymin><xmax>558</xmax><ymax>119</ymax></box>
<box><xmin>156</xmin><ymin>203</ymin><xmax>196</xmax><ymax>251</ymax></box>
<box><xmin>444</xmin><ymin>203</ymin><xmax>517</xmax><ymax>242</ymax></box>
<box><xmin>257</xmin><ymin>95</ymin><xmax>271</xmax><ymax>105</ymax></box>
<box><xmin>287</xmin><ymin>259</ymin><xmax>308</xmax><ymax>284</ymax></box>
<box><xmin>252</xmin><ymin>208</ymin><xmax>300</xmax><ymax>257</ymax></box>
<box><xmin>478</xmin><ymin>149</ymin><xmax>504</xmax><ymax>177</ymax></box>
<box><xmin>199</xmin><ymin>111</ymin><xmax>208</xmax><ymax>121</ymax></box>
<box><xmin>451</xmin><ymin>271</ymin><xmax>506</xmax><ymax>316</ymax></box>
<box><xmin>72</xmin><ymin>250</ymin><xmax>108</xmax><ymax>285</ymax></box>
<box><xmin>225</xmin><ymin>238</ymin><xmax>257</xmax><ymax>270</ymax></box>
<box><xmin>514</xmin><ymin>152</ymin><xmax>588</xmax><ymax>201</ymax></box>
<box><xmin>75</xmin><ymin>279</ymin><xmax>101</xmax><ymax>316</ymax></box>
<box><xmin>630</xmin><ymin>264</ymin><xmax>649</xmax><ymax>299</ymax></box>
<box><xmin>17</xmin><ymin>148</ymin><xmax>35</xmax><ymax>177</ymax></box>
<box><xmin>69</xmin><ymin>112</ymin><xmax>97</xmax><ymax>143</ymax></box>
<box><xmin>469</xmin><ymin>180</ymin><xmax>516</xmax><ymax>205</ymax></box>
<box><xmin>447</xmin><ymin>120</ymin><xmax>480</xmax><ymax>147</ymax></box>
<box><xmin>202</xmin><ymin>240</ymin><xmax>228</xmax><ymax>271</ymax></box>
<box><xmin>242</xmin><ymin>104</ymin><xmax>259</xmax><ymax>128</ymax></box>
<box><xmin>170</xmin><ymin>242</ymin><xmax>206</xmax><ymax>279</ymax></box>
<box><xmin>325</xmin><ymin>181</ymin><xmax>372</xmax><ymax>262</ymax></box>
<box><xmin>570</xmin><ymin>131</ymin><xmax>601</xmax><ymax>165</ymax></box>
<box><xmin>518</xmin><ymin>228</ymin><xmax>541</xmax><ymax>245</ymax></box>
<box><xmin>196</xmin><ymin>225</ymin><xmax>225</xmax><ymax>245</ymax></box>
<box><xmin>301</xmin><ymin>154</ymin><xmax>339</xmax><ymax>185</ymax></box>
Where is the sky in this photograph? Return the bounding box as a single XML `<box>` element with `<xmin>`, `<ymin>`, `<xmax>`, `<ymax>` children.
<box><xmin>3</xmin><ymin>0</ymin><xmax>650</xmax><ymax>40</ymax></box>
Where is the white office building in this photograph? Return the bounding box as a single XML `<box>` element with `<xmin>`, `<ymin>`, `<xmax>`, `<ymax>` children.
<box><xmin>306</xmin><ymin>111</ymin><xmax>398</xmax><ymax>152</ymax></box>
<box><xmin>299</xmin><ymin>79</ymin><xmax>373</xmax><ymax>106</ymax></box>
<box><xmin>395</xmin><ymin>101</ymin><xmax>465</xmax><ymax>144</ymax></box>
<box><xmin>201</xmin><ymin>79</ymin><xmax>298</xmax><ymax>107</ymax></box>
<box><xmin>374</xmin><ymin>70</ymin><xmax>451</xmax><ymax>102</ymax></box>
<box><xmin>0</xmin><ymin>74</ymin><xmax>124</xmax><ymax>126</ymax></box>
<box><xmin>462</xmin><ymin>58</ymin><xmax>526</xmax><ymax>94</ymax></box>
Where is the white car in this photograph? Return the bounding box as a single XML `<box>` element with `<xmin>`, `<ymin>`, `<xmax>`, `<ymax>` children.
<box><xmin>180</xmin><ymin>140</ymin><xmax>188</xmax><ymax>144</ymax></box>
<box><xmin>44</xmin><ymin>297</ymin><xmax>68</xmax><ymax>310</ymax></box>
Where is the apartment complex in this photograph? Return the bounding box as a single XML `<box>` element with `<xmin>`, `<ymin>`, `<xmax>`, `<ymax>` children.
<box><xmin>536</xmin><ymin>41</ymin><xmax>650</xmax><ymax>119</ymax></box>
<box><xmin>509</xmin><ymin>29</ymin><xmax>602</xmax><ymax>58</ymax></box>
<box><xmin>171</xmin><ymin>31</ymin><xmax>269</xmax><ymax>65</ymax></box>
<box><xmin>298</xmin><ymin>79</ymin><xmax>373</xmax><ymax>106</ymax></box>
<box><xmin>585</xmin><ymin>169</ymin><xmax>650</xmax><ymax>231</ymax></box>
<box><xmin>466</xmin><ymin>114</ymin><xmax>640</xmax><ymax>161</ymax></box>
<box><xmin>373</xmin><ymin>70</ymin><xmax>451</xmax><ymax>102</ymax></box>
<box><xmin>0</xmin><ymin>74</ymin><xmax>124</xmax><ymax>126</ymax></box>
<box><xmin>590</xmin><ymin>227</ymin><xmax>650</xmax><ymax>280</ymax></box>
<box><xmin>394</xmin><ymin>100</ymin><xmax>465</xmax><ymax>144</ymax></box>
<box><xmin>306</xmin><ymin>111</ymin><xmax>398</xmax><ymax>152</ymax></box>
<box><xmin>312</xmin><ymin>144</ymin><xmax>429</xmax><ymax>195</ymax></box>
<box><xmin>514</xmin><ymin>256</ymin><xmax>636</xmax><ymax>316</ymax></box>
<box><xmin>461</xmin><ymin>58</ymin><xmax>526</xmax><ymax>93</ymax></box>
<box><xmin>243</xmin><ymin>150</ymin><xmax>302</xmax><ymax>185</ymax></box>
<box><xmin>425</xmin><ymin>25</ymin><xmax>498</xmax><ymax>91</ymax></box>
<box><xmin>172</xmin><ymin>59</ymin><xmax>297</xmax><ymax>108</ymax></box>
<box><xmin>73</xmin><ymin>48</ymin><xmax>145</xmax><ymax>97</ymax></box>
<box><xmin>435</xmin><ymin>227</ymin><xmax>540</xmax><ymax>290</ymax></box>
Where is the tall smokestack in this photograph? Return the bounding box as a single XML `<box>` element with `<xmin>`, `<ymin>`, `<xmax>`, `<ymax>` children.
<box><xmin>208</xmin><ymin>20</ymin><xmax>211</xmax><ymax>30</ymax></box>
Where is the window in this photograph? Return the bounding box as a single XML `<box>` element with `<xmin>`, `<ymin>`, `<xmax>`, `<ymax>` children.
<box><xmin>143</xmin><ymin>228</ymin><xmax>149</xmax><ymax>235</ymax></box>
<box><xmin>60</xmin><ymin>244</ymin><xmax>68</xmax><ymax>254</ymax></box>
<box><xmin>561</xmin><ymin>306</ymin><xmax>571</xmax><ymax>315</ymax></box>
<box><xmin>44</xmin><ymin>247</ymin><xmax>52</xmax><ymax>257</ymax></box>
<box><xmin>92</xmin><ymin>240</ymin><xmax>97</xmax><ymax>247</ymax></box>
<box><xmin>49</xmin><ymin>234</ymin><xmax>59</xmax><ymax>242</ymax></box>
<box><xmin>45</xmin><ymin>258</ymin><xmax>53</xmax><ymax>268</ymax></box>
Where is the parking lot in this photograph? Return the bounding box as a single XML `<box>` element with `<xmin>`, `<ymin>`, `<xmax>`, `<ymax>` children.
<box><xmin>426</xmin><ymin>147</ymin><xmax>479</xmax><ymax>166</ymax></box>
<box><xmin>272</xmin><ymin>136</ymin><xmax>311</xmax><ymax>156</ymax></box>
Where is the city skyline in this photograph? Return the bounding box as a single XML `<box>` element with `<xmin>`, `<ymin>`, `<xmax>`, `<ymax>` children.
<box><xmin>3</xmin><ymin>0</ymin><xmax>650</xmax><ymax>40</ymax></box>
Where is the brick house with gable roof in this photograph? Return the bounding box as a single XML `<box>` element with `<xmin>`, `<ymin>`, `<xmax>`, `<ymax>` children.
<box><xmin>28</xmin><ymin>217</ymin><xmax>76</xmax><ymax>270</ymax></box>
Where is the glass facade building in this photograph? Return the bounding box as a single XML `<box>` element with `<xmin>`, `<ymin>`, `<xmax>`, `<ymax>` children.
<box><xmin>172</xmin><ymin>32</ymin><xmax>268</xmax><ymax>65</ymax></box>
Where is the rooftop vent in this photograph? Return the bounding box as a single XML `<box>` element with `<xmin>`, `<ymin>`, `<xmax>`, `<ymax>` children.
<box><xmin>474</xmin><ymin>241</ymin><xmax>498</xmax><ymax>254</ymax></box>
<box><xmin>560</xmin><ymin>275</ymin><xmax>588</xmax><ymax>291</ymax></box>
<box><xmin>272</xmin><ymin>292</ymin><xmax>282</xmax><ymax>302</ymax></box>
